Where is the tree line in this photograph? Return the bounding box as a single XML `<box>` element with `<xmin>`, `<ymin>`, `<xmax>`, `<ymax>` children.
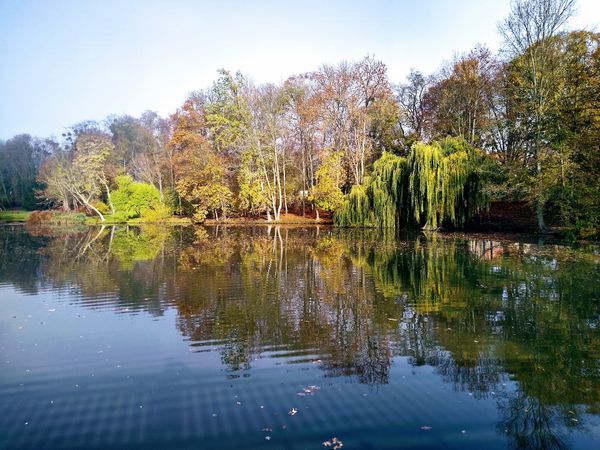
<box><xmin>1</xmin><ymin>0</ymin><xmax>598</xmax><ymax>233</ymax></box>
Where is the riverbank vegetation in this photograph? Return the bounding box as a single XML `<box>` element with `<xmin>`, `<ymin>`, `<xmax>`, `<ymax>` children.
<box><xmin>0</xmin><ymin>0</ymin><xmax>597</xmax><ymax>237</ymax></box>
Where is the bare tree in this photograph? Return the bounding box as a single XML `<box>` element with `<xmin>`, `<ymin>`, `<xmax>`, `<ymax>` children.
<box><xmin>397</xmin><ymin>69</ymin><xmax>430</xmax><ymax>143</ymax></box>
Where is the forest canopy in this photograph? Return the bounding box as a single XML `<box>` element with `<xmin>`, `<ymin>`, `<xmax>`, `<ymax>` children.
<box><xmin>1</xmin><ymin>0</ymin><xmax>598</xmax><ymax>235</ymax></box>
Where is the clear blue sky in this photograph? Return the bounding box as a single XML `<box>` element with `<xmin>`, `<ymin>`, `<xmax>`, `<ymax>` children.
<box><xmin>0</xmin><ymin>0</ymin><xmax>598</xmax><ymax>139</ymax></box>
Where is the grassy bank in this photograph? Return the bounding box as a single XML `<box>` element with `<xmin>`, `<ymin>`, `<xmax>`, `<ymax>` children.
<box><xmin>85</xmin><ymin>215</ymin><xmax>192</xmax><ymax>225</ymax></box>
<box><xmin>0</xmin><ymin>210</ymin><xmax>31</xmax><ymax>222</ymax></box>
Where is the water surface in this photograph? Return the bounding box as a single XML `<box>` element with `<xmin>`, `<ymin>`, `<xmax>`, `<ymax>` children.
<box><xmin>1</xmin><ymin>224</ymin><xmax>599</xmax><ymax>449</ymax></box>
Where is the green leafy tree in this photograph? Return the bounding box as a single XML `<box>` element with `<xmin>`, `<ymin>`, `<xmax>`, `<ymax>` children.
<box><xmin>310</xmin><ymin>151</ymin><xmax>346</xmax><ymax>220</ymax></box>
<box><xmin>237</xmin><ymin>149</ymin><xmax>270</xmax><ymax>217</ymax></box>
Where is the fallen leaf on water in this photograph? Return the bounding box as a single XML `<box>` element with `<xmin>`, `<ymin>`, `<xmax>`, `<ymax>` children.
<box><xmin>298</xmin><ymin>385</ymin><xmax>321</xmax><ymax>396</ymax></box>
<box><xmin>323</xmin><ymin>437</ymin><xmax>344</xmax><ymax>449</ymax></box>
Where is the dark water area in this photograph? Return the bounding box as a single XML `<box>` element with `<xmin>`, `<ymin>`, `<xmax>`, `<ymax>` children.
<box><xmin>1</xmin><ymin>224</ymin><xmax>599</xmax><ymax>449</ymax></box>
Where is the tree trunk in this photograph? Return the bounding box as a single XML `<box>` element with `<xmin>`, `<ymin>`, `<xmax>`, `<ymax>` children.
<box><xmin>536</xmin><ymin>161</ymin><xmax>546</xmax><ymax>232</ymax></box>
<box><xmin>103</xmin><ymin>181</ymin><xmax>115</xmax><ymax>214</ymax></box>
<box><xmin>78</xmin><ymin>194</ymin><xmax>105</xmax><ymax>221</ymax></box>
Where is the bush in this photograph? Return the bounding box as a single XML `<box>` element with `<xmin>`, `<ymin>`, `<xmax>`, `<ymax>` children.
<box><xmin>91</xmin><ymin>200</ymin><xmax>110</xmax><ymax>215</ymax></box>
<box><xmin>27</xmin><ymin>210</ymin><xmax>86</xmax><ymax>225</ymax></box>
<box><xmin>112</xmin><ymin>176</ymin><xmax>162</xmax><ymax>219</ymax></box>
<box><xmin>27</xmin><ymin>210</ymin><xmax>53</xmax><ymax>224</ymax></box>
<box><xmin>141</xmin><ymin>203</ymin><xmax>172</xmax><ymax>222</ymax></box>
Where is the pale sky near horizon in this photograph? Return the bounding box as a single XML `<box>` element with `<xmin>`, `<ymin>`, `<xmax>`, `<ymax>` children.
<box><xmin>0</xmin><ymin>0</ymin><xmax>598</xmax><ymax>140</ymax></box>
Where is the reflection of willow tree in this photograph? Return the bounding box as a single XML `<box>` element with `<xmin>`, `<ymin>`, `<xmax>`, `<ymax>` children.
<box><xmin>497</xmin><ymin>392</ymin><xmax>572</xmax><ymax>450</ymax></box>
<box><xmin>357</xmin><ymin>233</ymin><xmax>599</xmax><ymax>448</ymax></box>
<box><xmin>169</xmin><ymin>227</ymin><xmax>600</xmax><ymax>406</ymax></box>
<box><xmin>311</xmin><ymin>235</ymin><xmax>394</xmax><ymax>385</ymax></box>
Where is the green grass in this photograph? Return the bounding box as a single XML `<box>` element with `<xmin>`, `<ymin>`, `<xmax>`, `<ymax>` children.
<box><xmin>0</xmin><ymin>210</ymin><xmax>31</xmax><ymax>222</ymax></box>
<box><xmin>85</xmin><ymin>214</ymin><xmax>192</xmax><ymax>225</ymax></box>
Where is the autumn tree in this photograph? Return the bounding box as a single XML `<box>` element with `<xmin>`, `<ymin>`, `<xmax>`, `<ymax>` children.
<box><xmin>175</xmin><ymin>148</ymin><xmax>232</xmax><ymax>222</ymax></box>
<box><xmin>170</xmin><ymin>95</ymin><xmax>232</xmax><ymax>222</ymax></box>
<box><xmin>423</xmin><ymin>46</ymin><xmax>497</xmax><ymax>147</ymax></box>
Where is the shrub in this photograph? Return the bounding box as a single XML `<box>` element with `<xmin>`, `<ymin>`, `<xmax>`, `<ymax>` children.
<box><xmin>27</xmin><ymin>210</ymin><xmax>53</xmax><ymax>224</ymax></box>
<box><xmin>91</xmin><ymin>200</ymin><xmax>110</xmax><ymax>215</ymax></box>
<box><xmin>112</xmin><ymin>176</ymin><xmax>162</xmax><ymax>220</ymax></box>
<box><xmin>141</xmin><ymin>203</ymin><xmax>172</xmax><ymax>222</ymax></box>
<box><xmin>27</xmin><ymin>210</ymin><xmax>86</xmax><ymax>225</ymax></box>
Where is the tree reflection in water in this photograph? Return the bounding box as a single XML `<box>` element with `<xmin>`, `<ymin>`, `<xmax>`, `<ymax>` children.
<box><xmin>1</xmin><ymin>224</ymin><xmax>599</xmax><ymax>449</ymax></box>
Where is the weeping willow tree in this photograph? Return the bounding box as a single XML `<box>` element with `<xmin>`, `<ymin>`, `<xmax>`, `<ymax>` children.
<box><xmin>335</xmin><ymin>137</ymin><xmax>490</xmax><ymax>229</ymax></box>
<box><xmin>336</xmin><ymin>152</ymin><xmax>409</xmax><ymax>228</ymax></box>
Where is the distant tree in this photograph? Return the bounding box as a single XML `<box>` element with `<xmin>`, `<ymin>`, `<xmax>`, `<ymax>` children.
<box><xmin>0</xmin><ymin>135</ymin><xmax>50</xmax><ymax>209</ymax></box>
<box><xmin>246</xmin><ymin>83</ymin><xmax>290</xmax><ymax>220</ymax></box>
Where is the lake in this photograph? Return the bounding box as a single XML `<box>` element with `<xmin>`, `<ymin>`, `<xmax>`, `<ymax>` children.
<box><xmin>1</xmin><ymin>224</ymin><xmax>599</xmax><ymax>449</ymax></box>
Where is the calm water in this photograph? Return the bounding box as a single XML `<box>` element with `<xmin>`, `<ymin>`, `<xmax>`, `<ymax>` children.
<box><xmin>1</xmin><ymin>224</ymin><xmax>599</xmax><ymax>450</ymax></box>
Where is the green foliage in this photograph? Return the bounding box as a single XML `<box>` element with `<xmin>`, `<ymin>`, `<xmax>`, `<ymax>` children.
<box><xmin>109</xmin><ymin>226</ymin><xmax>167</xmax><ymax>270</ymax></box>
<box><xmin>237</xmin><ymin>150</ymin><xmax>270</xmax><ymax>216</ymax></box>
<box><xmin>310</xmin><ymin>151</ymin><xmax>346</xmax><ymax>214</ymax></box>
<box><xmin>0</xmin><ymin>210</ymin><xmax>31</xmax><ymax>222</ymax></box>
<box><xmin>335</xmin><ymin>183</ymin><xmax>376</xmax><ymax>227</ymax></box>
<box><xmin>205</xmin><ymin>69</ymin><xmax>251</xmax><ymax>155</ymax></box>
<box><xmin>336</xmin><ymin>152</ymin><xmax>409</xmax><ymax>228</ymax></box>
<box><xmin>336</xmin><ymin>138</ymin><xmax>491</xmax><ymax>229</ymax></box>
<box><xmin>141</xmin><ymin>203</ymin><xmax>172</xmax><ymax>222</ymax></box>
<box><xmin>91</xmin><ymin>200</ymin><xmax>110</xmax><ymax>215</ymax></box>
<box><xmin>112</xmin><ymin>175</ymin><xmax>162</xmax><ymax>220</ymax></box>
